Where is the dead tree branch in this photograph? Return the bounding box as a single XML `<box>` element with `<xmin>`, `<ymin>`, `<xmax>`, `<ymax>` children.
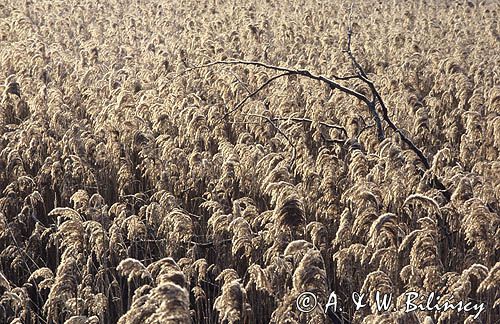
<box><xmin>182</xmin><ymin>59</ymin><xmax>420</xmax><ymax>166</ymax></box>
<box><xmin>191</xmin><ymin>239</ymin><xmax>232</xmax><ymax>248</ymax></box>
<box><xmin>248</xmin><ymin>113</ymin><xmax>297</xmax><ymax>168</ymax></box>
<box><xmin>179</xmin><ymin>17</ymin><xmax>451</xmax><ymax>198</ymax></box>
<box><xmin>216</xmin><ymin>71</ymin><xmax>292</xmax><ymax>125</ymax></box>
<box><xmin>181</xmin><ymin>60</ymin><xmax>373</xmax><ymax>106</ymax></box>
<box><xmin>357</xmin><ymin>123</ymin><xmax>375</xmax><ymax>138</ymax></box>
<box><xmin>183</xmin><ymin>59</ymin><xmax>386</xmax><ymax>146</ymax></box>
<box><xmin>264</xmin><ymin>117</ymin><xmax>348</xmax><ymax>138</ymax></box>
<box><xmin>226</xmin><ymin>69</ymin><xmax>252</xmax><ymax>94</ymax></box>
<box><xmin>342</xmin><ymin>7</ymin><xmax>450</xmax><ymax>198</ymax></box>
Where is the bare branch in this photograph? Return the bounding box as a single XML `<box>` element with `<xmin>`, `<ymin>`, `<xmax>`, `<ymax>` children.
<box><xmin>180</xmin><ymin>60</ymin><xmax>372</xmax><ymax>106</ymax></box>
<box><xmin>248</xmin><ymin>113</ymin><xmax>297</xmax><ymax>168</ymax></box>
<box><xmin>191</xmin><ymin>239</ymin><xmax>232</xmax><ymax>248</ymax></box>
<box><xmin>216</xmin><ymin>71</ymin><xmax>292</xmax><ymax>125</ymax></box>
<box><xmin>182</xmin><ymin>56</ymin><xmax>451</xmax><ymax>199</ymax></box>
<box><xmin>367</xmin><ymin>101</ymin><xmax>385</xmax><ymax>140</ymax></box>
<box><xmin>330</xmin><ymin>74</ymin><xmax>360</xmax><ymax>81</ymax></box>
<box><xmin>265</xmin><ymin>117</ymin><xmax>348</xmax><ymax>138</ymax></box>
<box><xmin>347</xmin><ymin>2</ymin><xmax>354</xmax><ymax>54</ymax></box>
<box><xmin>226</xmin><ymin>68</ymin><xmax>252</xmax><ymax>94</ymax></box>
<box><xmin>343</xmin><ymin>6</ymin><xmax>385</xmax><ymax>140</ymax></box>
<box><xmin>341</xmin><ymin>16</ymin><xmax>451</xmax><ymax>199</ymax></box>
<box><xmin>357</xmin><ymin>123</ymin><xmax>375</xmax><ymax>138</ymax></box>
<box><xmin>320</xmin><ymin>131</ymin><xmax>346</xmax><ymax>145</ymax></box>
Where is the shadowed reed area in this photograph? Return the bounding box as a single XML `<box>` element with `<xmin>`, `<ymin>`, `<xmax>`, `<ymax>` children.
<box><xmin>0</xmin><ymin>0</ymin><xmax>499</xmax><ymax>323</ymax></box>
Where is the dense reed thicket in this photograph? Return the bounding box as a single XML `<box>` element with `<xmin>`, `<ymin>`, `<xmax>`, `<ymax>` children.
<box><xmin>0</xmin><ymin>0</ymin><xmax>499</xmax><ymax>323</ymax></box>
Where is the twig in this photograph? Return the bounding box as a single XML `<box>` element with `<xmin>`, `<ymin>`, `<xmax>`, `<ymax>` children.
<box><xmin>191</xmin><ymin>239</ymin><xmax>232</xmax><ymax>248</ymax></box>
<box><xmin>226</xmin><ymin>68</ymin><xmax>252</xmax><ymax>94</ymax></box>
<box><xmin>320</xmin><ymin>132</ymin><xmax>346</xmax><ymax>145</ymax></box>
<box><xmin>357</xmin><ymin>123</ymin><xmax>375</xmax><ymax>138</ymax></box>
<box><xmin>258</xmin><ymin>116</ymin><xmax>347</xmax><ymax>138</ymax></box>
<box><xmin>343</xmin><ymin>3</ymin><xmax>384</xmax><ymax>140</ymax></box>
<box><xmin>248</xmin><ymin>113</ymin><xmax>297</xmax><ymax>168</ymax></box>
<box><xmin>330</xmin><ymin>74</ymin><xmax>360</xmax><ymax>81</ymax></box>
<box><xmin>216</xmin><ymin>71</ymin><xmax>292</xmax><ymax>125</ymax></box>
<box><xmin>347</xmin><ymin>2</ymin><xmax>354</xmax><ymax>55</ymax></box>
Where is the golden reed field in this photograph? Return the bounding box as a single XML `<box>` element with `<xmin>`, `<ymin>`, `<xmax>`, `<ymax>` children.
<box><xmin>0</xmin><ymin>0</ymin><xmax>499</xmax><ymax>323</ymax></box>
